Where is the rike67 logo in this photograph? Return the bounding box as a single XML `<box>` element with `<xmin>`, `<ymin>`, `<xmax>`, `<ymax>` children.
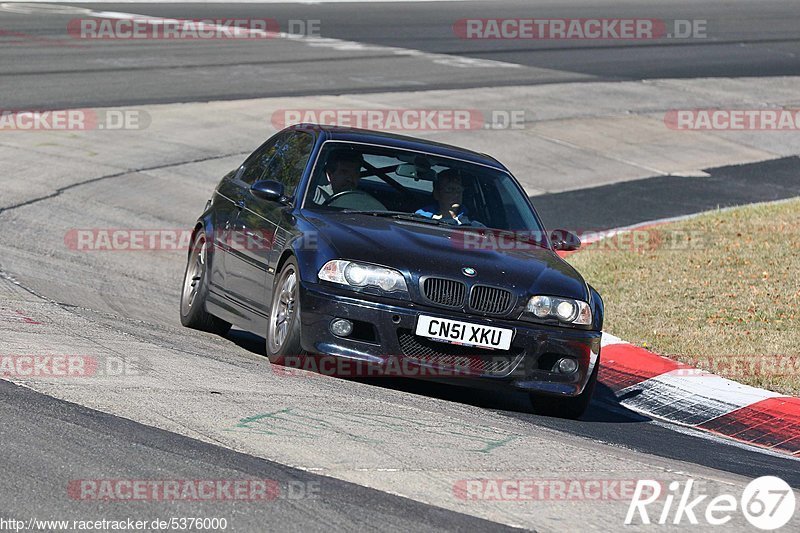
<box><xmin>626</xmin><ymin>476</ymin><xmax>796</xmax><ymax>529</ymax></box>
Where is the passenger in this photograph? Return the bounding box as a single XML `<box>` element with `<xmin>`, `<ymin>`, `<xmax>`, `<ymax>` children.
<box><xmin>415</xmin><ymin>169</ymin><xmax>477</xmax><ymax>225</ymax></box>
<box><xmin>314</xmin><ymin>150</ymin><xmax>364</xmax><ymax>204</ymax></box>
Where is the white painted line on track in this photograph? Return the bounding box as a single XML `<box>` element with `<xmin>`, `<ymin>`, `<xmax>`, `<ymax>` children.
<box><xmin>8</xmin><ymin>1</ymin><xmax>481</xmax><ymax>4</ymax></box>
<box><xmin>0</xmin><ymin>3</ymin><xmax>523</xmax><ymax>69</ymax></box>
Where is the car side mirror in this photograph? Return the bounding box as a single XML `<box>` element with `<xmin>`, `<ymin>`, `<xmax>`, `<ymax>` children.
<box><xmin>250</xmin><ymin>180</ymin><xmax>287</xmax><ymax>203</ymax></box>
<box><xmin>550</xmin><ymin>229</ymin><xmax>581</xmax><ymax>251</ymax></box>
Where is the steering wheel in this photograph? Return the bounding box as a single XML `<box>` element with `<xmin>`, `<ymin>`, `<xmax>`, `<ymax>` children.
<box><xmin>322</xmin><ymin>190</ymin><xmax>387</xmax><ymax>210</ymax></box>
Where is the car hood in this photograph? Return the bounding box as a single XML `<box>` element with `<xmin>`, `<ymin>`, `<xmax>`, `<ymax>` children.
<box><xmin>304</xmin><ymin>211</ymin><xmax>589</xmax><ymax>301</ymax></box>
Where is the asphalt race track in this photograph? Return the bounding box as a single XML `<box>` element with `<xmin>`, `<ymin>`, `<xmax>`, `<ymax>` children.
<box><xmin>1</xmin><ymin>1</ymin><xmax>799</xmax><ymax>531</ymax></box>
<box><xmin>2</xmin><ymin>1</ymin><xmax>799</xmax><ymax>108</ymax></box>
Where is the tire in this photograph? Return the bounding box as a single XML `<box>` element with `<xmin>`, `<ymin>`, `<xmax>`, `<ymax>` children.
<box><xmin>266</xmin><ymin>257</ymin><xmax>304</xmax><ymax>364</ymax></box>
<box><xmin>180</xmin><ymin>229</ymin><xmax>231</xmax><ymax>336</ymax></box>
<box><xmin>529</xmin><ymin>360</ymin><xmax>599</xmax><ymax>419</ymax></box>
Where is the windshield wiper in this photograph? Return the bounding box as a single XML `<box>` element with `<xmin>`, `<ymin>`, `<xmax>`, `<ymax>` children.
<box><xmin>341</xmin><ymin>210</ymin><xmax>448</xmax><ymax>225</ymax></box>
<box><xmin>341</xmin><ymin>210</ymin><xmax>410</xmax><ymax>217</ymax></box>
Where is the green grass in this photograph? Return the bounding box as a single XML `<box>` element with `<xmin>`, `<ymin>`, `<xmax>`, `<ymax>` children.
<box><xmin>567</xmin><ymin>198</ymin><xmax>800</xmax><ymax>395</ymax></box>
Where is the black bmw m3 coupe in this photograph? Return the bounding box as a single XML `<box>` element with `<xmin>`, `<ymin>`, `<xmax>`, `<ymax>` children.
<box><xmin>181</xmin><ymin>124</ymin><xmax>604</xmax><ymax>418</ymax></box>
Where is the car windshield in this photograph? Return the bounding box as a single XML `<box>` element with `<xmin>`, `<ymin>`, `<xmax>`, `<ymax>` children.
<box><xmin>304</xmin><ymin>141</ymin><xmax>545</xmax><ymax>234</ymax></box>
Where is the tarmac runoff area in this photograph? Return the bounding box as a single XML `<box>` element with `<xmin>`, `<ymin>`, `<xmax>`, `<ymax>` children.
<box><xmin>0</xmin><ymin>265</ymin><xmax>792</xmax><ymax>531</ymax></box>
<box><xmin>1</xmin><ymin>77</ymin><xmax>799</xmax><ymax>531</ymax></box>
<box><xmin>2</xmin><ymin>76</ymin><xmax>800</xmax><ymax>211</ymax></box>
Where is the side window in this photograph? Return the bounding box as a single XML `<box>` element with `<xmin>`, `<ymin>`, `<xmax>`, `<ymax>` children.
<box><xmin>261</xmin><ymin>131</ymin><xmax>315</xmax><ymax>197</ymax></box>
<box><xmin>239</xmin><ymin>133</ymin><xmax>287</xmax><ymax>185</ymax></box>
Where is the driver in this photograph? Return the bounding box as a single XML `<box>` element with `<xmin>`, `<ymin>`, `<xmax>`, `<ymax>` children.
<box><xmin>314</xmin><ymin>149</ymin><xmax>364</xmax><ymax>204</ymax></box>
<box><xmin>415</xmin><ymin>169</ymin><xmax>477</xmax><ymax>225</ymax></box>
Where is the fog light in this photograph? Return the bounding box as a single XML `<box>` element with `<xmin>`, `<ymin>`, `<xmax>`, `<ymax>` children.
<box><xmin>330</xmin><ymin>318</ymin><xmax>353</xmax><ymax>337</ymax></box>
<box><xmin>556</xmin><ymin>357</ymin><xmax>578</xmax><ymax>374</ymax></box>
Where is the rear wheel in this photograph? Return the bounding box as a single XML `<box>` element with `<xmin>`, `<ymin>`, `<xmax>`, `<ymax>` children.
<box><xmin>529</xmin><ymin>361</ymin><xmax>598</xmax><ymax>419</ymax></box>
<box><xmin>180</xmin><ymin>229</ymin><xmax>231</xmax><ymax>336</ymax></box>
<box><xmin>266</xmin><ymin>257</ymin><xmax>304</xmax><ymax>364</ymax></box>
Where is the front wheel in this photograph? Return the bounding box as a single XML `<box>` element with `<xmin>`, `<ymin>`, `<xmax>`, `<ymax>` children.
<box><xmin>266</xmin><ymin>257</ymin><xmax>304</xmax><ymax>364</ymax></box>
<box><xmin>180</xmin><ymin>229</ymin><xmax>231</xmax><ymax>336</ymax></box>
<box><xmin>529</xmin><ymin>361</ymin><xmax>599</xmax><ymax>419</ymax></box>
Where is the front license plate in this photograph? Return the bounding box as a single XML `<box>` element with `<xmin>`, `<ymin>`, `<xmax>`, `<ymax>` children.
<box><xmin>415</xmin><ymin>315</ymin><xmax>513</xmax><ymax>351</ymax></box>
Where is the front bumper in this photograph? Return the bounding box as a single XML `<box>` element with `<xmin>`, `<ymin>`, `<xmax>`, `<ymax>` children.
<box><xmin>297</xmin><ymin>281</ymin><xmax>601</xmax><ymax>397</ymax></box>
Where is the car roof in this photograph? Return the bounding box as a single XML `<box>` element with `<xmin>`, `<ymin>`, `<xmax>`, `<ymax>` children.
<box><xmin>288</xmin><ymin>123</ymin><xmax>507</xmax><ymax>171</ymax></box>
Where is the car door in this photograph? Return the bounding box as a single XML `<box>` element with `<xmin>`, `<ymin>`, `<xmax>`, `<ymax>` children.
<box><xmin>228</xmin><ymin>131</ymin><xmax>315</xmax><ymax>320</ymax></box>
<box><xmin>206</xmin><ymin>168</ymin><xmax>243</xmax><ymax>294</ymax></box>
<box><xmin>220</xmin><ymin>133</ymin><xmax>287</xmax><ymax>311</ymax></box>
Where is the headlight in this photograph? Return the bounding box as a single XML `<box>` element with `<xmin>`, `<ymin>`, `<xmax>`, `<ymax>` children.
<box><xmin>318</xmin><ymin>260</ymin><xmax>409</xmax><ymax>297</ymax></box>
<box><xmin>525</xmin><ymin>295</ymin><xmax>592</xmax><ymax>325</ymax></box>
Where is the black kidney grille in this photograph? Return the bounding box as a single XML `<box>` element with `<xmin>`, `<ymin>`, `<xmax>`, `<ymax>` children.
<box><xmin>469</xmin><ymin>285</ymin><xmax>513</xmax><ymax>314</ymax></box>
<box><xmin>422</xmin><ymin>278</ymin><xmax>466</xmax><ymax>307</ymax></box>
